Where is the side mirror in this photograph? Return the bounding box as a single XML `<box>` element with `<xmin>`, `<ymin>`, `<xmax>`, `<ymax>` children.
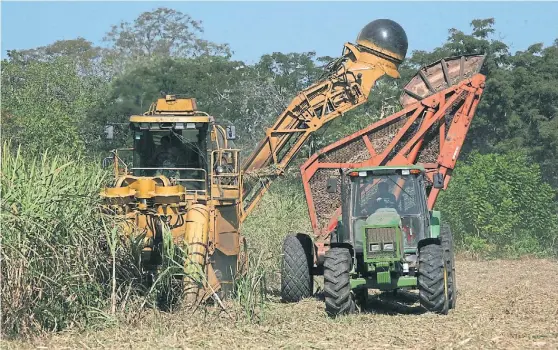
<box><xmin>433</xmin><ymin>172</ymin><xmax>444</xmax><ymax>189</ymax></box>
<box><xmin>326</xmin><ymin>177</ymin><xmax>338</xmax><ymax>193</ymax></box>
<box><xmin>104</xmin><ymin>125</ymin><xmax>114</xmax><ymax>140</ymax></box>
<box><xmin>226</xmin><ymin>125</ymin><xmax>236</xmax><ymax>140</ymax></box>
<box><xmin>102</xmin><ymin>156</ymin><xmax>114</xmax><ymax>169</ymax></box>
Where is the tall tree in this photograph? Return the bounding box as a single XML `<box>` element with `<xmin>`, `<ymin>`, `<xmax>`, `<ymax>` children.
<box><xmin>5</xmin><ymin>38</ymin><xmax>109</xmax><ymax>79</ymax></box>
<box><xmin>102</xmin><ymin>7</ymin><xmax>230</xmax><ymax>74</ymax></box>
<box><xmin>1</xmin><ymin>57</ymin><xmax>105</xmax><ymax>155</ymax></box>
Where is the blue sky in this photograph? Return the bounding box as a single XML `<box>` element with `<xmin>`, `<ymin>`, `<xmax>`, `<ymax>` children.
<box><xmin>2</xmin><ymin>1</ymin><xmax>557</xmax><ymax>64</ymax></box>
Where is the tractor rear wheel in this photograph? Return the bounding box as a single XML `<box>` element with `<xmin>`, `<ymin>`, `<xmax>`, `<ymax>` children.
<box><xmin>281</xmin><ymin>234</ymin><xmax>313</xmax><ymax>302</ymax></box>
<box><xmin>440</xmin><ymin>223</ymin><xmax>457</xmax><ymax>309</ymax></box>
<box><xmin>418</xmin><ymin>243</ymin><xmax>449</xmax><ymax>314</ymax></box>
<box><xmin>323</xmin><ymin>247</ymin><xmax>356</xmax><ymax>317</ymax></box>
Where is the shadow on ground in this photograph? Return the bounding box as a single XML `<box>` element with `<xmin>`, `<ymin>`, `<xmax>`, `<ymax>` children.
<box><xmin>306</xmin><ymin>289</ymin><xmax>426</xmax><ymax>315</ymax></box>
<box><xmin>362</xmin><ymin>290</ymin><xmax>426</xmax><ymax>315</ymax></box>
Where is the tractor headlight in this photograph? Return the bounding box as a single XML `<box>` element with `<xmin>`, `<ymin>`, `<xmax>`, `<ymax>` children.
<box><xmin>383</xmin><ymin>243</ymin><xmax>394</xmax><ymax>251</ymax></box>
<box><xmin>369</xmin><ymin>244</ymin><xmax>381</xmax><ymax>252</ymax></box>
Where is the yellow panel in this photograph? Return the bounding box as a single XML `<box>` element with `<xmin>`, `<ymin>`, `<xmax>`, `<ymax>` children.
<box><xmin>129</xmin><ymin>116</ymin><xmax>210</xmax><ymax>123</ymax></box>
<box><xmin>156</xmin><ymin>97</ymin><xmax>197</xmax><ymax>113</ymax></box>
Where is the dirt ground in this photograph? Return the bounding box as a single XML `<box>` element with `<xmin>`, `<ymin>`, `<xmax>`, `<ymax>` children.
<box><xmin>3</xmin><ymin>258</ymin><xmax>558</xmax><ymax>350</ymax></box>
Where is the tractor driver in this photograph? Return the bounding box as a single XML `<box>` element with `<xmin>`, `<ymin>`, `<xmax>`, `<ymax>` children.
<box><xmin>366</xmin><ymin>181</ymin><xmax>397</xmax><ymax>214</ymax></box>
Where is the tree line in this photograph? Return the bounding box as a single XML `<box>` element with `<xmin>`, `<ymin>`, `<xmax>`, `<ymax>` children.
<box><xmin>2</xmin><ymin>8</ymin><xmax>557</xmax><ymax>255</ymax></box>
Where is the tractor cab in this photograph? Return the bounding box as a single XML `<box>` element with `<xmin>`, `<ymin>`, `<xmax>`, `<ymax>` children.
<box><xmin>332</xmin><ymin>165</ymin><xmax>442</xmax><ymax>268</ymax></box>
<box><xmin>344</xmin><ymin>166</ymin><xmax>431</xmax><ymax>254</ymax></box>
<box><xmin>128</xmin><ymin>97</ymin><xmax>210</xmax><ymax>193</ymax></box>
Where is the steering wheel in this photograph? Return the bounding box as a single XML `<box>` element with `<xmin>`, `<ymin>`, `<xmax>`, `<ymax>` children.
<box><xmin>361</xmin><ymin>197</ymin><xmax>397</xmax><ymax>215</ymax></box>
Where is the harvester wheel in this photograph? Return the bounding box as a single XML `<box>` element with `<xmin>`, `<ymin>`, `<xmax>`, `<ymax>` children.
<box><xmin>418</xmin><ymin>243</ymin><xmax>449</xmax><ymax>314</ymax></box>
<box><xmin>440</xmin><ymin>223</ymin><xmax>457</xmax><ymax>309</ymax></box>
<box><xmin>281</xmin><ymin>234</ymin><xmax>313</xmax><ymax>302</ymax></box>
<box><xmin>323</xmin><ymin>247</ymin><xmax>356</xmax><ymax>317</ymax></box>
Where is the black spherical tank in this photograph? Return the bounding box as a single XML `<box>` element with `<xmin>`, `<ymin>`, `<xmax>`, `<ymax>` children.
<box><xmin>356</xmin><ymin>19</ymin><xmax>408</xmax><ymax>62</ymax></box>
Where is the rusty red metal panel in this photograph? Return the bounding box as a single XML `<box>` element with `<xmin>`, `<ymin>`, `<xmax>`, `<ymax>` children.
<box><xmin>301</xmin><ymin>67</ymin><xmax>486</xmax><ymax>240</ymax></box>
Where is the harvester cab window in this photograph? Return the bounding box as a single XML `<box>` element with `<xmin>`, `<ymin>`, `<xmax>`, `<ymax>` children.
<box><xmin>133</xmin><ymin>126</ymin><xmax>208</xmax><ymax>190</ymax></box>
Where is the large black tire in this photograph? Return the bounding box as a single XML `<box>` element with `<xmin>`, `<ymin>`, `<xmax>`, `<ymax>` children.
<box><xmin>440</xmin><ymin>223</ymin><xmax>457</xmax><ymax>309</ymax></box>
<box><xmin>418</xmin><ymin>243</ymin><xmax>449</xmax><ymax>314</ymax></box>
<box><xmin>323</xmin><ymin>247</ymin><xmax>356</xmax><ymax>317</ymax></box>
<box><xmin>281</xmin><ymin>234</ymin><xmax>313</xmax><ymax>302</ymax></box>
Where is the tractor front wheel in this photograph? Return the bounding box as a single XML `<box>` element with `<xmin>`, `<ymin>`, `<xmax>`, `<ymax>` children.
<box><xmin>323</xmin><ymin>247</ymin><xmax>356</xmax><ymax>317</ymax></box>
<box><xmin>418</xmin><ymin>243</ymin><xmax>449</xmax><ymax>315</ymax></box>
<box><xmin>281</xmin><ymin>234</ymin><xmax>313</xmax><ymax>302</ymax></box>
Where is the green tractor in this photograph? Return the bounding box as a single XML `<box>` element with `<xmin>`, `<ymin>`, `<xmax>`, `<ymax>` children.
<box><xmin>290</xmin><ymin>165</ymin><xmax>457</xmax><ymax>316</ymax></box>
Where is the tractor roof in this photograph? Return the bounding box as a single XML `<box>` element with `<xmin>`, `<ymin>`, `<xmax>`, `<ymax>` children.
<box><xmin>348</xmin><ymin>164</ymin><xmax>426</xmax><ymax>173</ymax></box>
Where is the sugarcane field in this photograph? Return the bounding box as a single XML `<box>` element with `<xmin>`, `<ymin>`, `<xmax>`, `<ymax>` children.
<box><xmin>1</xmin><ymin>2</ymin><xmax>557</xmax><ymax>349</ymax></box>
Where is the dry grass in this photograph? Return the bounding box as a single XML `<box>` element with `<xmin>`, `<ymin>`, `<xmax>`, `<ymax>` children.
<box><xmin>3</xmin><ymin>257</ymin><xmax>557</xmax><ymax>350</ymax></box>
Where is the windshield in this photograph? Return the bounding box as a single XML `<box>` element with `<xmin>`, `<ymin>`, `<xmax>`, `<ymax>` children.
<box><xmin>350</xmin><ymin>172</ymin><xmax>426</xmax><ymax>250</ymax></box>
<box><xmin>352</xmin><ymin>173</ymin><xmax>423</xmax><ymax>217</ymax></box>
<box><xmin>132</xmin><ymin>126</ymin><xmax>208</xmax><ymax>190</ymax></box>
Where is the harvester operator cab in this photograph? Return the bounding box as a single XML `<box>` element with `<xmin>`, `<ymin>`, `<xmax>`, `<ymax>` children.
<box><xmin>103</xmin><ymin>95</ymin><xmax>242</xmax><ymax>198</ymax></box>
<box><xmin>141</xmin><ymin>130</ymin><xmax>204</xmax><ymax>183</ymax></box>
<box><xmin>103</xmin><ymin>95</ymin><xmax>223</xmax><ymax>194</ymax></box>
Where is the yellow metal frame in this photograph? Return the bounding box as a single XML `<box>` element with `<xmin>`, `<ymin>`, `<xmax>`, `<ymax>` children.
<box><xmin>130</xmin><ymin>115</ymin><xmax>211</xmax><ymax>123</ymax></box>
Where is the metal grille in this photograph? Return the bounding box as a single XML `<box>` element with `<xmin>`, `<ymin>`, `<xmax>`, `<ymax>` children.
<box><xmin>309</xmin><ymin>168</ymin><xmax>342</xmax><ymax>229</ymax></box>
<box><xmin>319</xmin><ymin>137</ymin><xmax>367</xmax><ymax>164</ymax></box>
<box><xmin>366</xmin><ymin>227</ymin><xmax>397</xmax><ymax>258</ymax></box>
<box><xmin>369</xmin><ymin>117</ymin><xmax>410</xmax><ymax>155</ymax></box>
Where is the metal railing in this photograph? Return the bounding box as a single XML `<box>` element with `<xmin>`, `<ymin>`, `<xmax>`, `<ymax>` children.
<box><xmin>131</xmin><ymin>167</ymin><xmax>208</xmax><ymax>195</ymax></box>
<box><xmin>210</xmin><ymin>149</ymin><xmax>241</xmax><ymax>199</ymax></box>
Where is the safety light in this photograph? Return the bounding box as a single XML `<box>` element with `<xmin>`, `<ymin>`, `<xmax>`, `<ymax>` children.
<box><xmin>410</xmin><ymin>169</ymin><xmax>421</xmax><ymax>174</ymax></box>
<box><xmin>349</xmin><ymin>171</ymin><xmax>359</xmax><ymax>177</ymax></box>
